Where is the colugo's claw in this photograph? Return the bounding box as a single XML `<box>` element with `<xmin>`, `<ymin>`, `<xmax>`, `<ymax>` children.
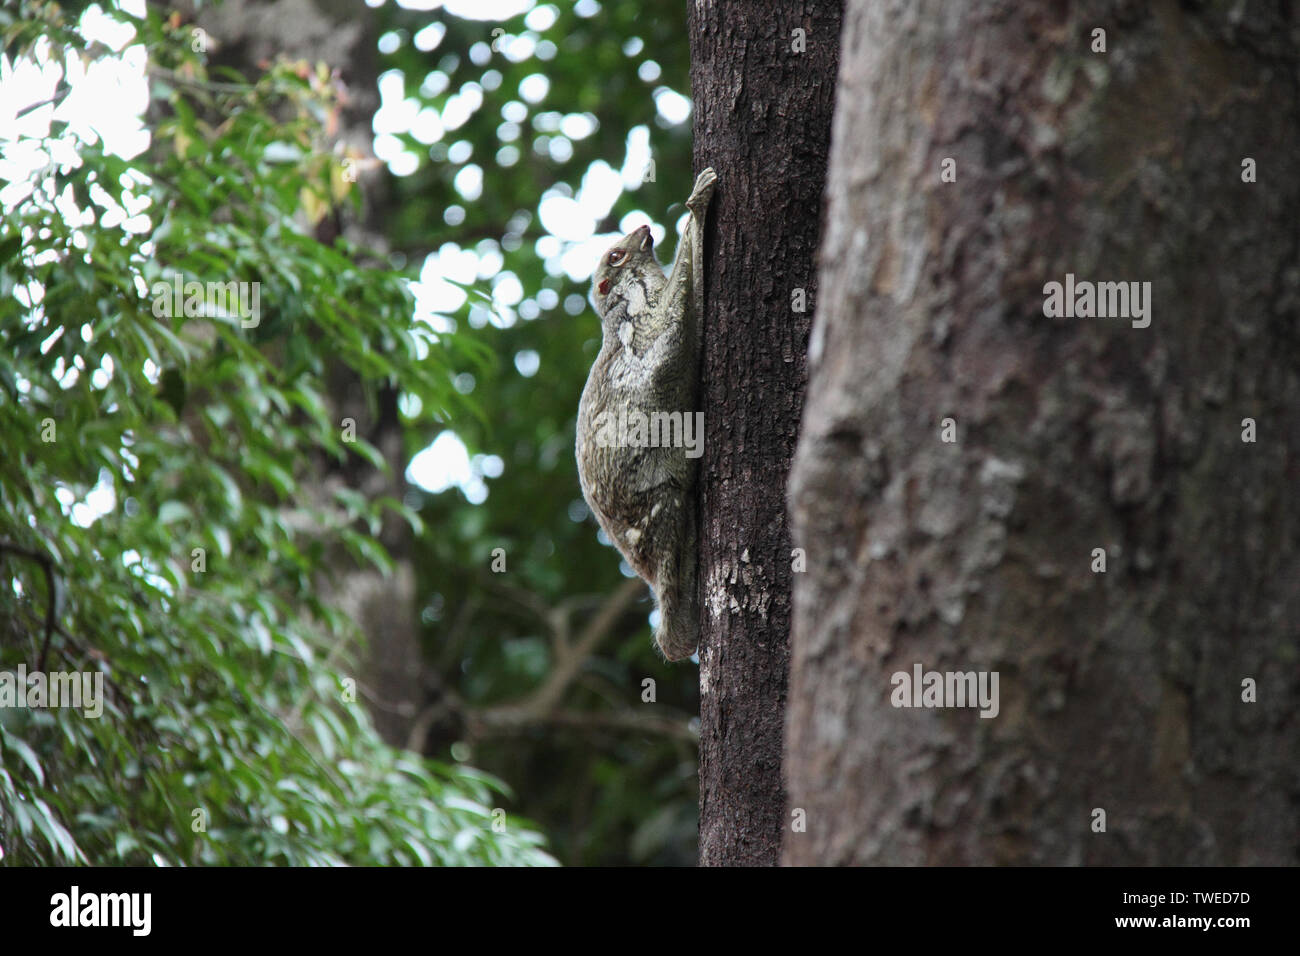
<box><xmin>687</xmin><ymin>167</ymin><xmax>717</xmax><ymax>213</ymax></box>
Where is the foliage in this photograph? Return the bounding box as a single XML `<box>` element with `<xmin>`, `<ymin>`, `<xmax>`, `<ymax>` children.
<box><xmin>0</xmin><ymin>0</ymin><xmax>553</xmax><ymax>866</ymax></box>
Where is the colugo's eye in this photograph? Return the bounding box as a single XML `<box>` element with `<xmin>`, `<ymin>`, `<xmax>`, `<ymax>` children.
<box><xmin>607</xmin><ymin>249</ymin><xmax>626</xmax><ymax>266</ymax></box>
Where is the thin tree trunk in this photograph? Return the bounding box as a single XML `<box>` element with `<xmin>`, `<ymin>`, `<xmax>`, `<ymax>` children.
<box><xmin>690</xmin><ymin>0</ymin><xmax>843</xmax><ymax>866</ymax></box>
<box><xmin>787</xmin><ymin>0</ymin><xmax>1299</xmax><ymax>865</ymax></box>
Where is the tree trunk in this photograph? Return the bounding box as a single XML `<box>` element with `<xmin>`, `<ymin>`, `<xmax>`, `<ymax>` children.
<box><xmin>690</xmin><ymin>0</ymin><xmax>843</xmax><ymax>866</ymax></box>
<box><xmin>786</xmin><ymin>0</ymin><xmax>1299</xmax><ymax>864</ymax></box>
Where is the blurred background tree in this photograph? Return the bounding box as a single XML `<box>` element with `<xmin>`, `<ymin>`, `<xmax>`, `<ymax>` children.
<box><xmin>1</xmin><ymin>0</ymin><xmax>700</xmax><ymax>866</ymax></box>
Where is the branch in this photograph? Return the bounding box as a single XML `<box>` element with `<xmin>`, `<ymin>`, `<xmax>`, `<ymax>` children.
<box><xmin>467</xmin><ymin>705</ymin><xmax>697</xmax><ymax>743</ymax></box>
<box><xmin>15</xmin><ymin>94</ymin><xmax>62</xmax><ymax>120</ymax></box>
<box><xmin>436</xmin><ymin>593</ymin><xmax>481</xmax><ymax>672</ymax></box>
<box><xmin>0</xmin><ymin>541</ymin><xmax>58</xmax><ymax>671</ymax></box>
<box><xmin>147</xmin><ymin>67</ymin><xmax>257</xmax><ymax>96</ymax></box>
<box><xmin>52</xmin><ymin>625</ymin><xmax>136</xmax><ymax>725</ymax></box>
<box><xmin>484</xmin><ymin>577</ymin><xmax>555</xmax><ymax>625</ymax></box>
<box><xmin>404</xmin><ymin>686</ymin><xmax>465</xmax><ymax>754</ymax></box>
<box><xmin>521</xmin><ymin>576</ymin><xmax>646</xmax><ymax>715</ymax></box>
<box><xmin>408</xmin><ymin>578</ymin><xmax>650</xmax><ymax>752</ymax></box>
<box><xmin>0</xmin><ymin>542</ymin><xmax>141</xmax><ymax>728</ymax></box>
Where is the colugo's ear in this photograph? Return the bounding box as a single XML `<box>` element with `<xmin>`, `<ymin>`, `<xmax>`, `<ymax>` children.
<box><xmin>638</xmin><ymin>225</ymin><xmax>653</xmax><ymax>251</ymax></box>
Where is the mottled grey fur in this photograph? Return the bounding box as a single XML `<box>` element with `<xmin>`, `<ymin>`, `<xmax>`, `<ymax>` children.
<box><xmin>576</xmin><ymin>168</ymin><xmax>716</xmax><ymax>660</ymax></box>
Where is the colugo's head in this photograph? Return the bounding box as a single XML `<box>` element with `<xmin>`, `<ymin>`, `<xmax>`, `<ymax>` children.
<box><xmin>591</xmin><ymin>224</ymin><xmax>659</xmax><ymax>313</ymax></box>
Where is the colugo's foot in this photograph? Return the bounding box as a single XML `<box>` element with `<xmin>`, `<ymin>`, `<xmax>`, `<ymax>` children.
<box><xmin>687</xmin><ymin>167</ymin><xmax>717</xmax><ymax>214</ymax></box>
<box><xmin>655</xmin><ymin>618</ymin><xmax>699</xmax><ymax>662</ymax></box>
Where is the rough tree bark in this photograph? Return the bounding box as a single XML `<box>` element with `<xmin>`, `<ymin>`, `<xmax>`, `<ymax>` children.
<box><xmin>689</xmin><ymin>0</ymin><xmax>843</xmax><ymax>866</ymax></box>
<box><xmin>786</xmin><ymin>0</ymin><xmax>1299</xmax><ymax>864</ymax></box>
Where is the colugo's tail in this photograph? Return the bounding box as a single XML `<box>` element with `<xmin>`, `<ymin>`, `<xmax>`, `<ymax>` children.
<box><xmin>653</xmin><ymin>506</ymin><xmax>700</xmax><ymax>662</ymax></box>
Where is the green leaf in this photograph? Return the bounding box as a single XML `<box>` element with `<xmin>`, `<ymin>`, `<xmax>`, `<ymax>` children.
<box><xmin>4</xmin><ymin>735</ymin><xmax>45</xmax><ymax>785</ymax></box>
